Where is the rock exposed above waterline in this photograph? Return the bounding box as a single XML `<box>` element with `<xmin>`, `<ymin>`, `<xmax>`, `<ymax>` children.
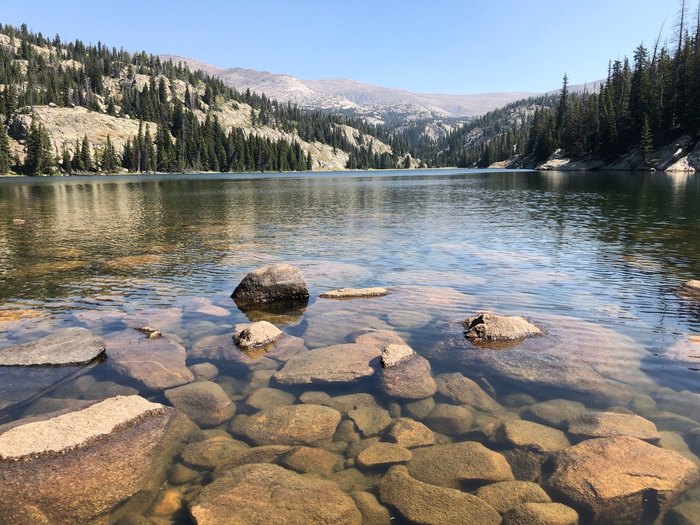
<box><xmin>232</xmin><ymin>321</ymin><xmax>282</xmax><ymax>350</ymax></box>
<box><xmin>381</xmin><ymin>343</ymin><xmax>415</xmax><ymax>368</ymax></box>
<box><xmin>320</xmin><ymin>287</ymin><xmax>390</xmax><ymax>299</ymax></box>
<box><xmin>274</xmin><ymin>343</ymin><xmax>381</xmax><ymax>385</ymax></box>
<box><xmin>190</xmin><ymin>333</ymin><xmax>306</xmax><ymax>364</ymax></box>
<box><xmin>464</xmin><ymin>313</ymin><xmax>541</xmax><ymax>344</ymax></box>
<box><xmin>0</xmin><ymin>395</ymin><xmax>194</xmax><ymax>525</ymax></box>
<box><xmin>680</xmin><ymin>279</ymin><xmax>700</xmax><ymax>295</ymax></box>
<box><xmin>189</xmin><ymin>463</ymin><xmax>362</xmax><ymax>525</ymax></box>
<box><xmin>0</xmin><ymin>327</ymin><xmax>105</xmax><ymax>366</ymax></box>
<box><xmin>231</xmin><ymin>263</ymin><xmax>309</xmax><ymax>307</ymax></box>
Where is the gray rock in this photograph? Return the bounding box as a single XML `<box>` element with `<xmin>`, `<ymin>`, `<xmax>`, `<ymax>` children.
<box><xmin>232</xmin><ymin>321</ymin><xmax>282</xmax><ymax>350</ymax></box>
<box><xmin>424</xmin><ymin>403</ymin><xmax>474</xmax><ymax>435</ymax></box>
<box><xmin>378</xmin><ymin>354</ymin><xmax>437</xmax><ymax>400</ymax></box>
<box><xmin>231</xmin><ymin>263</ymin><xmax>309</xmax><ymax>307</ymax></box>
<box><xmin>381</xmin><ymin>343</ymin><xmax>415</xmax><ymax>368</ymax></box>
<box><xmin>320</xmin><ymin>287</ymin><xmax>390</xmax><ymax>299</ymax></box>
<box><xmin>0</xmin><ymin>328</ymin><xmax>105</xmax><ymax>366</ymax></box>
<box><xmin>274</xmin><ymin>343</ymin><xmax>381</xmax><ymax>385</ymax></box>
<box><xmin>190</xmin><ymin>332</ymin><xmax>305</xmax><ymax>364</ymax></box>
<box><xmin>503</xmin><ymin>502</ymin><xmax>578</xmax><ymax>525</ymax></box>
<box><xmin>244</xmin><ymin>387</ymin><xmax>295</xmax><ymax>412</ymax></box>
<box><xmin>494</xmin><ymin>420</ymin><xmax>570</xmax><ymax>453</ymax></box>
<box><xmin>436</xmin><ymin>372</ymin><xmax>503</xmax><ymax>413</ymax></box>
<box><xmin>189</xmin><ymin>362</ymin><xmax>219</xmax><ymax>382</ymax></box>
<box><xmin>348</xmin><ymin>406</ymin><xmax>392</xmax><ymax>437</ymax></box>
<box><xmin>464</xmin><ymin>313</ymin><xmax>541</xmax><ymax>344</ymax></box>
<box><xmin>475</xmin><ymin>481</ymin><xmax>552</xmax><ymax>514</ymax></box>
<box><xmin>164</xmin><ymin>381</ymin><xmax>235</xmax><ymax>428</ymax></box>
<box><xmin>566</xmin><ymin>411</ymin><xmax>660</xmax><ymax>443</ymax></box>
<box><xmin>523</xmin><ymin>399</ymin><xmax>588</xmax><ymax>429</ymax></box>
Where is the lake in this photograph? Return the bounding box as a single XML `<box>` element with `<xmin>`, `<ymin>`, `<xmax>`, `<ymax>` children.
<box><xmin>1</xmin><ymin>169</ymin><xmax>700</xmax><ymax>524</ymax></box>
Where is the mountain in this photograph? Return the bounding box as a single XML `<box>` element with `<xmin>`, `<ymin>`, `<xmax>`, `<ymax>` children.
<box><xmin>161</xmin><ymin>55</ymin><xmax>536</xmax><ymax>122</ymax></box>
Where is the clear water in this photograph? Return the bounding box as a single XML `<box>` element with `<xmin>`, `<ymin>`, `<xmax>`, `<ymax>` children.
<box><xmin>1</xmin><ymin>169</ymin><xmax>700</xmax><ymax>523</ymax></box>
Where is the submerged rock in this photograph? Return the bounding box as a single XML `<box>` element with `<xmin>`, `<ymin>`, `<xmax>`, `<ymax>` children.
<box><xmin>494</xmin><ymin>420</ymin><xmax>570</xmax><ymax>453</ymax></box>
<box><xmin>0</xmin><ymin>327</ymin><xmax>105</xmax><ymax>366</ymax></box>
<box><xmin>378</xmin><ymin>465</ymin><xmax>501</xmax><ymax>525</ymax></box>
<box><xmin>436</xmin><ymin>372</ymin><xmax>502</xmax><ymax>414</ymax></box>
<box><xmin>164</xmin><ymin>381</ymin><xmax>235</xmax><ymax>428</ymax></box>
<box><xmin>281</xmin><ymin>446</ymin><xmax>343</xmax><ymax>476</ymax></box>
<box><xmin>274</xmin><ymin>343</ymin><xmax>381</xmax><ymax>385</ymax></box>
<box><xmin>0</xmin><ymin>395</ymin><xmax>194</xmax><ymax>525</ymax></box>
<box><xmin>523</xmin><ymin>399</ymin><xmax>588</xmax><ymax>430</ymax></box>
<box><xmin>543</xmin><ymin>436</ymin><xmax>700</xmax><ymax>524</ymax></box>
<box><xmin>357</xmin><ymin>442</ymin><xmax>412</xmax><ymax>468</ymax></box>
<box><xmin>320</xmin><ymin>287</ymin><xmax>390</xmax><ymax>299</ymax></box>
<box><xmin>378</xmin><ymin>354</ymin><xmax>437</xmax><ymax>400</ymax></box>
<box><xmin>231</xmin><ymin>263</ymin><xmax>309</xmax><ymax>307</ymax></box>
<box><xmin>350</xmin><ymin>491</ymin><xmax>391</xmax><ymax>525</ymax></box>
<box><xmin>566</xmin><ymin>412</ymin><xmax>660</xmax><ymax>443</ymax></box>
<box><xmin>299</xmin><ymin>391</ymin><xmax>381</xmax><ymax>416</ymax></box>
<box><xmin>189</xmin><ymin>463</ymin><xmax>362</xmax><ymax>525</ymax></box>
<box><xmin>190</xmin><ymin>362</ymin><xmax>219</xmax><ymax>382</ymax></box>
<box><xmin>106</xmin><ymin>328</ymin><xmax>193</xmax><ymax>390</ymax></box>
<box><xmin>475</xmin><ymin>481</ymin><xmax>552</xmax><ymax>514</ymax></box>
<box><xmin>232</xmin><ymin>320</ymin><xmax>282</xmax><ymax>350</ymax></box>
<box><xmin>464</xmin><ymin>313</ymin><xmax>541</xmax><ymax>344</ymax></box>
<box><xmin>424</xmin><ymin>403</ymin><xmax>474</xmax><ymax>435</ymax></box>
<box><xmin>190</xmin><ymin>332</ymin><xmax>306</xmax><ymax>364</ymax></box>
<box><xmin>348</xmin><ymin>406</ymin><xmax>393</xmax><ymax>437</ymax></box>
<box><xmin>503</xmin><ymin>502</ymin><xmax>579</xmax><ymax>525</ymax></box>
<box><xmin>387</xmin><ymin>418</ymin><xmax>435</xmax><ymax>448</ymax></box>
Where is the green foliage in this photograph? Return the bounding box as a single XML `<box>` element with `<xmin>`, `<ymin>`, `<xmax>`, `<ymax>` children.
<box><xmin>24</xmin><ymin>120</ymin><xmax>53</xmax><ymax>175</ymax></box>
<box><xmin>0</xmin><ymin>123</ymin><xmax>12</xmax><ymax>173</ymax></box>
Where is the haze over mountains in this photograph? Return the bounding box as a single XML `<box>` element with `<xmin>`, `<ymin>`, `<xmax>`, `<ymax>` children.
<box><xmin>161</xmin><ymin>54</ymin><xmax>538</xmax><ymax>122</ymax></box>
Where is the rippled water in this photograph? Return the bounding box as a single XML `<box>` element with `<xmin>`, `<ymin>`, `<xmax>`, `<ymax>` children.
<box><xmin>1</xmin><ymin>169</ymin><xmax>700</xmax><ymax>523</ymax></box>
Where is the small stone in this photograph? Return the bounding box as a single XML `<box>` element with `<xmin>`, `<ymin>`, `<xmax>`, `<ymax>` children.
<box><xmin>381</xmin><ymin>343</ymin><xmax>414</xmax><ymax>368</ymax></box>
<box><xmin>475</xmin><ymin>481</ymin><xmax>552</xmax><ymax>514</ymax></box>
<box><xmin>387</xmin><ymin>418</ymin><xmax>435</xmax><ymax>448</ymax></box>
<box><xmin>189</xmin><ymin>363</ymin><xmax>219</xmax><ymax>382</ymax></box>
<box><xmin>566</xmin><ymin>412</ymin><xmax>660</xmax><ymax>443</ymax></box>
<box><xmin>503</xmin><ymin>502</ymin><xmax>578</xmax><ymax>525</ymax></box>
<box><xmin>495</xmin><ymin>420</ymin><xmax>570</xmax><ymax>453</ymax></box>
<box><xmin>403</xmin><ymin>397</ymin><xmax>435</xmax><ymax>420</ymax></box>
<box><xmin>501</xmin><ymin>394</ymin><xmax>538</xmax><ymax>408</ymax></box>
<box><xmin>681</xmin><ymin>279</ymin><xmax>700</xmax><ymax>295</ymax></box>
<box><xmin>233</xmin><ymin>321</ymin><xmax>282</xmax><ymax>350</ymax></box>
<box><xmin>464</xmin><ymin>313</ymin><xmax>541</xmax><ymax>342</ymax></box>
<box><xmin>136</xmin><ymin>326</ymin><xmax>162</xmax><ymax>340</ymax></box>
<box><xmin>320</xmin><ymin>287</ymin><xmax>390</xmax><ymax>299</ymax></box>
<box><xmin>388</xmin><ymin>402</ymin><xmax>402</xmax><ymax>418</ymax></box>
<box><xmin>281</xmin><ymin>446</ymin><xmax>343</xmax><ymax>476</ymax></box>
<box><xmin>335</xmin><ymin>419</ymin><xmax>361</xmax><ymax>443</ymax></box>
<box><xmin>436</xmin><ymin>373</ymin><xmax>503</xmax><ymax>413</ymax></box>
<box><xmin>164</xmin><ymin>381</ymin><xmax>235</xmax><ymax>428</ymax></box>
<box><xmin>151</xmin><ymin>488</ymin><xmax>183</xmax><ymax>516</ymax></box>
<box><xmin>348</xmin><ymin>406</ymin><xmax>392</xmax><ymax>437</ymax></box>
<box><xmin>424</xmin><ymin>403</ymin><xmax>474</xmax><ymax>435</ymax></box>
<box><xmin>357</xmin><ymin>442</ymin><xmax>412</xmax><ymax>468</ymax></box>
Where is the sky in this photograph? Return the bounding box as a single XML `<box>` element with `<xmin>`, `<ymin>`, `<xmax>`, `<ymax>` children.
<box><xmin>1</xmin><ymin>0</ymin><xmax>680</xmax><ymax>95</ymax></box>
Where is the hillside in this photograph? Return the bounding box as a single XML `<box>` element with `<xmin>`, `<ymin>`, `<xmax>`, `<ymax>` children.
<box><xmin>0</xmin><ymin>24</ymin><xmax>402</xmax><ymax>175</ymax></box>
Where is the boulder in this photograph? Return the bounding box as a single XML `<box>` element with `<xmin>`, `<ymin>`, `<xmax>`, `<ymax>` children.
<box><xmin>523</xmin><ymin>399</ymin><xmax>588</xmax><ymax>429</ymax></box>
<box><xmin>189</xmin><ymin>463</ymin><xmax>362</xmax><ymax>525</ymax></box>
<box><xmin>348</xmin><ymin>406</ymin><xmax>392</xmax><ymax>437</ymax></box>
<box><xmin>403</xmin><ymin>397</ymin><xmax>436</xmax><ymax>420</ymax></box>
<box><xmin>464</xmin><ymin>313</ymin><xmax>541</xmax><ymax>344</ymax></box>
<box><xmin>436</xmin><ymin>372</ymin><xmax>502</xmax><ymax>413</ymax></box>
<box><xmin>381</xmin><ymin>343</ymin><xmax>414</xmax><ymax>368</ymax></box>
<box><xmin>274</xmin><ymin>343</ymin><xmax>380</xmax><ymax>385</ymax></box>
<box><xmin>680</xmin><ymin>279</ymin><xmax>700</xmax><ymax>296</ymax></box>
<box><xmin>164</xmin><ymin>381</ymin><xmax>235</xmax><ymax>428</ymax></box>
<box><xmin>231</xmin><ymin>264</ymin><xmax>309</xmax><ymax>307</ymax></box>
<box><xmin>232</xmin><ymin>321</ymin><xmax>282</xmax><ymax>350</ymax></box>
<box><xmin>0</xmin><ymin>328</ymin><xmax>105</xmax><ymax>366</ymax></box>
<box><xmin>407</xmin><ymin>441</ymin><xmax>514</xmax><ymax>490</ymax></box>
<box><xmin>212</xmin><ymin>444</ymin><xmax>292</xmax><ymax>474</ymax></box>
<box><xmin>190</xmin><ymin>333</ymin><xmax>306</xmax><ymax>364</ymax></box>
<box><xmin>0</xmin><ymin>396</ymin><xmax>194</xmax><ymax>525</ymax></box>
<box><xmin>230</xmin><ymin>404</ymin><xmax>341</xmax><ymax>446</ymax></box>
<box><xmin>299</xmin><ymin>392</ymin><xmax>381</xmax><ymax>416</ymax></box>
<box><xmin>503</xmin><ymin>502</ymin><xmax>578</xmax><ymax>525</ymax></box>
<box><xmin>350</xmin><ymin>492</ymin><xmax>391</xmax><ymax>525</ymax></box>
<box><xmin>357</xmin><ymin>442</ymin><xmax>412</xmax><ymax>468</ymax></box>
<box><xmin>281</xmin><ymin>446</ymin><xmax>342</xmax><ymax>476</ymax></box>
<box><xmin>378</xmin><ymin>465</ymin><xmax>501</xmax><ymax>525</ymax></box>
<box><xmin>244</xmin><ymin>387</ymin><xmax>295</xmax><ymax>412</ymax></box>
<box><xmin>494</xmin><ymin>420</ymin><xmax>570</xmax><ymax>453</ymax></box>
<box><xmin>475</xmin><ymin>481</ymin><xmax>552</xmax><ymax>514</ymax></box>
<box><xmin>378</xmin><ymin>354</ymin><xmax>437</xmax><ymax>400</ymax></box>
<box><xmin>543</xmin><ymin>436</ymin><xmax>700</xmax><ymax>523</ymax></box>
<box><xmin>320</xmin><ymin>287</ymin><xmax>390</xmax><ymax>299</ymax></box>
<box><xmin>106</xmin><ymin>329</ymin><xmax>193</xmax><ymax>390</ymax></box>
<box><xmin>424</xmin><ymin>403</ymin><xmax>474</xmax><ymax>435</ymax></box>
<box><xmin>566</xmin><ymin>412</ymin><xmax>660</xmax><ymax>443</ymax></box>
<box><xmin>387</xmin><ymin>418</ymin><xmax>435</xmax><ymax>448</ymax></box>
<box><xmin>189</xmin><ymin>362</ymin><xmax>219</xmax><ymax>382</ymax></box>
<box><xmin>180</xmin><ymin>436</ymin><xmax>250</xmax><ymax>470</ymax></box>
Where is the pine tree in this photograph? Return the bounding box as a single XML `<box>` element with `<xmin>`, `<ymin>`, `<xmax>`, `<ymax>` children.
<box><xmin>24</xmin><ymin>121</ymin><xmax>53</xmax><ymax>175</ymax></box>
<box><xmin>101</xmin><ymin>135</ymin><xmax>118</xmax><ymax>172</ymax></box>
<box><xmin>80</xmin><ymin>135</ymin><xmax>92</xmax><ymax>171</ymax></box>
<box><xmin>640</xmin><ymin>115</ymin><xmax>654</xmax><ymax>164</ymax></box>
<box><xmin>0</xmin><ymin>124</ymin><xmax>12</xmax><ymax>174</ymax></box>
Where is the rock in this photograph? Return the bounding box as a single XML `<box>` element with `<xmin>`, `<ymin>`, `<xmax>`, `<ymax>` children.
<box><xmin>212</xmin><ymin>445</ymin><xmax>292</xmax><ymax>474</ymax></box>
<box><xmin>658</xmin><ymin>431</ymin><xmax>700</xmax><ymax>466</ymax></box>
<box><xmin>523</xmin><ymin>399</ymin><xmax>588</xmax><ymax>430</ymax></box>
<box><xmin>357</xmin><ymin>442</ymin><xmax>412</xmax><ymax>468</ymax></box>
<box><xmin>190</xmin><ymin>463</ymin><xmax>361</xmax><ymax>524</ymax></box>
<box><xmin>388</xmin><ymin>401</ymin><xmax>402</xmax><ymax>418</ymax></box>
<box><xmin>320</xmin><ymin>287</ymin><xmax>390</xmax><ymax>299</ymax></box>
<box><xmin>566</xmin><ymin>412</ymin><xmax>660</xmax><ymax>443</ymax></box>
<box><xmin>232</xmin><ymin>321</ymin><xmax>282</xmax><ymax>350</ymax></box>
<box><xmin>502</xmin><ymin>394</ymin><xmax>538</xmax><ymax>408</ymax></box>
<box><xmin>381</xmin><ymin>343</ymin><xmax>414</xmax><ymax>368</ymax></box>
<box><xmin>680</xmin><ymin>280</ymin><xmax>700</xmax><ymax>295</ymax></box>
<box><xmin>378</xmin><ymin>465</ymin><xmax>501</xmax><ymax>525</ymax></box>
<box><xmin>189</xmin><ymin>362</ymin><xmax>219</xmax><ymax>382</ymax></box>
<box><xmin>164</xmin><ymin>381</ymin><xmax>235</xmax><ymax>428</ymax></box>
<box><xmin>404</xmin><ymin>397</ymin><xmax>436</xmax><ymax>420</ymax></box>
<box><xmin>354</xmin><ymin>329</ymin><xmax>407</xmax><ymax>348</ymax></box>
<box><xmin>300</xmin><ymin>391</ymin><xmax>381</xmax><ymax>416</ymax></box>
<box><xmin>649</xmin><ymin>411</ymin><xmax>700</xmax><ymax>434</ymax></box>
<box><xmin>331</xmin><ymin>467</ymin><xmax>379</xmax><ymax>492</ymax></box>
<box><xmin>190</xmin><ymin>332</ymin><xmax>305</xmax><ymax>364</ymax></box>
<box><xmin>281</xmin><ymin>446</ymin><xmax>342</xmax><ymax>476</ymax></box>
<box><xmin>436</xmin><ymin>373</ymin><xmax>503</xmax><ymax>413</ymax></box>
<box><xmin>464</xmin><ymin>313</ymin><xmax>541</xmax><ymax>344</ymax></box>
<box><xmin>494</xmin><ymin>420</ymin><xmax>570</xmax><ymax>453</ymax></box>
<box><xmin>0</xmin><ymin>328</ymin><xmax>105</xmax><ymax>366</ymax></box>
<box><xmin>0</xmin><ymin>396</ymin><xmax>194</xmax><ymax>525</ymax></box>
<box><xmin>169</xmin><ymin>463</ymin><xmax>199</xmax><ymax>485</ymax></box>
<box><xmin>503</xmin><ymin>502</ymin><xmax>579</xmax><ymax>525</ymax></box>
<box><xmin>378</xmin><ymin>354</ymin><xmax>437</xmax><ymax>399</ymax></box>
<box><xmin>151</xmin><ymin>488</ymin><xmax>183</xmax><ymax>516</ymax></box>
<box><xmin>475</xmin><ymin>481</ymin><xmax>552</xmax><ymax>514</ymax></box>
<box><xmin>424</xmin><ymin>403</ymin><xmax>474</xmax><ymax>435</ymax></box>
<box><xmin>82</xmin><ymin>380</ymin><xmax>138</xmax><ymax>400</ymax></box>
<box><xmin>387</xmin><ymin>310</ymin><xmax>432</xmax><ymax>329</ymax></box>
<box><xmin>231</xmin><ymin>263</ymin><xmax>310</xmax><ymax>307</ymax></box>
<box><xmin>543</xmin><ymin>436</ymin><xmax>700</xmax><ymax>524</ymax></box>
<box><xmin>350</xmin><ymin>492</ymin><xmax>391</xmax><ymax>525</ymax></box>
<box><xmin>407</xmin><ymin>441</ymin><xmax>514</xmax><ymax>490</ymax></box>
<box><xmin>348</xmin><ymin>406</ymin><xmax>392</xmax><ymax>437</ymax></box>
<box><xmin>244</xmin><ymin>387</ymin><xmax>295</xmax><ymax>412</ymax></box>
<box><xmin>230</xmin><ymin>404</ymin><xmax>341</xmax><ymax>446</ymax></box>
<box><xmin>667</xmin><ymin>501</ymin><xmax>700</xmax><ymax>525</ymax></box>
<box><xmin>185</xmin><ymin>297</ymin><xmax>231</xmax><ymax>317</ymax></box>
<box><xmin>502</xmin><ymin>449</ymin><xmax>546</xmax><ymax>482</ymax></box>
<box><xmin>106</xmin><ymin>329</ymin><xmax>193</xmax><ymax>390</ymax></box>
<box><xmin>274</xmin><ymin>343</ymin><xmax>380</xmax><ymax>385</ymax></box>
<box><xmin>387</xmin><ymin>418</ymin><xmax>435</xmax><ymax>448</ymax></box>
<box><xmin>180</xmin><ymin>436</ymin><xmax>250</xmax><ymax>470</ymax></box>
<box><xmin>665</xmin><ymin>336</ymin><xmax>700</xmax><ymax>369</ymax></box>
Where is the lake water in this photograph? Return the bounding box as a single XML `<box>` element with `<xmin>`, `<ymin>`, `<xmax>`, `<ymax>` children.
<box><xmin>1</xmin><ymin>169</ymin><xmax>700</xmax><ymax>523</ymax></box>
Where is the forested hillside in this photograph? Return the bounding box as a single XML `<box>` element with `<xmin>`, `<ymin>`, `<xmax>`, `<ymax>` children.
<box><xmin>0</xmin><ymin>23</ymin><xmax>405</xmax><ymax>175</ymax></box>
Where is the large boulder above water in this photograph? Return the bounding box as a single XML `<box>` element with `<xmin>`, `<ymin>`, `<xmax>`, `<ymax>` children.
<box><xmin>0</xmin><ymin>395</ymin><xmax>194</xmax><ymax>525</ymax></box>
<box><xmin>464</xmin><ymin>313</ymin><xmax>541</xmax><ymax>345</ymax></box>
<box><xmin>231</xmin><ymin>263</ymin><xmax>309</xmax><ymax>307</ymax></box>
<box><xmin>232</xmin><ymin>320</ymin><xmax>283</xmax><ymax>351</ymax></box>
<box><xmin>0</xmin><ymin>327</ymin><xmax>105</xmax><ymax>366</ymax></box>
<box><xmin>680</xmin><ymin>279</ymin><xmax>700</xmax><ymax>297</ymax></box>
<box><xmin>543</xmin><ymin>436</ymin><xmax>700</xmax><ymax>524</ymax></box>
<box><xmin>189</xmin><ymin>463</ymin><xmax>362</xmax><ymax>525</ymax></box>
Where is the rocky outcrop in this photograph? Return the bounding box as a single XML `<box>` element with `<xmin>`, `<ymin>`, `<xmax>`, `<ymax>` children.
<box><xmin>0</xmin><ymin>395</ymin><xmax>194</xmax><ymax>525</ymax></box>
<box><xmin>106</xmin><ymin>328</ymin><xmax>193</xmax><ymax>390</ymax></box>
<box><xmin>189</xmin><ymin>463</ymin><xmax>362</xmax><ymax>525</ymax></box>
<box><xmin>190</xmin><ymin>332</ymin><xmax>306</xmax><ymax>364</ymax></box>
<box><xmin>274</xmin><ymin>343</ymin><xmax>381</xmax><ymax>385</ymax></box>
<box><xmin>0</xmin><ymin>328</ymin><xmax>105</xmax><ymax>366</ymax></box>
<box><xmin>232</xmin><ymin>321</ymin><xmax>282</xmax><ymax>350</ymax></box>
<box><xmin>164</xmin><ymin>381</ymin><xmax>235</xmax><ymax>427</ymax></box>
<box><xmin>320</xmin><ymin>287</ymin><xmax>390</xmax><ymax>299</ymax></box>
<box><xmin>231</xmin><ymin>264</ymin><xmax>309</xmax><ymax>307</ymax></box>
<box><xmin>543</xmin><ymin>436</ymin><xmax>700</xmax><ymax>523</ymax></box>
<box><xmin>464</xmin><ymin>313</ymin><xmax>541</xmax><ymax>344</ymax></box>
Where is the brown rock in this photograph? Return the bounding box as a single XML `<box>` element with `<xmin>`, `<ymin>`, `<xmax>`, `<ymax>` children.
<box><xmin>464</xmin><ymin>313</ymin><xmax>541</xmax><ymax>343</ymax></box>
<box><xmin>495</xmin><ymin>420</ymin><xmax>570</xmax><ymax>453</ymax></box>
<box><xmin>281</xmin><ymin>446</ymin><xmax>343</xmax><ymax>476</ymax></box>
<box><xmin>180</xmin><ymin>436</ymin><xmax>250</xmax><ymax>470</ymax></box>
<box><xmin>244</xmin><ymin>387</ymin><xmax>295</xmax><ymax>412</ymax></box>
<box><xmin>350</xmin><ymin>491</ymin><xmax>391</xmax><ymax>525</ymax></box>
<box><xmin>164</xmin><ymin>381</ymin><xmax>235</xmax><ymax>428</ymax></box>
<box><xmin>475</xmin><ymin>481</ymin><xmax>552</xmax><ymax>513</ymax></box>
<box><xmin>387</xmin><ymin>418</ymin><xmax>435</xmax><ymax>448</ymax></box>
<box><xmin>300</xmin><ymin>391</ymin><xmax>382</xmax><ymax>416</ymax></box>
<box><xmin>320</xmin><ymin>287</ymin><xmax>390</xmax><ymax>299</ymax></box>
<box><xmin>523</xmin><ymin>399</ymin><xmax>588</xmax><ymax>430</ymax></box>
<box><xmin>566</xmin><ymin>411</ymin><xmax>660</xmax><ymax>443</ymax></box>
<box><xmin>274</xmin><ymin>343</ymin><xmax>381</xmax><ymax>385</ymax></box>
<box><xmin>357</xmin><ymin>442</ymin><xmax>412</xmax><ymax>468</ymax></box>
<box><xmin>233</xmin><ymin>321</ymin><xmax>282</xmax><ymax>350</ymax></box>
<box><xmin>503</xmin><ymin>502</ymin><xmax>578</xmax><ymax>525</ymax></box>
<box><xmin>354</xmin><ymin>330</ymin><xmax>407</xmax><ymax>348</ymax></box>
<box><xmin>403</xmin><ymin>397</ymin><xmax>436</xmax><ymax>420</ymax></box>
<box><xmin>436</xmin><ymin>372</ymin><xmax>503</xmax><ymax>413</ymax></box>
<box><xmin>378</xmin><ymin>354</ymin><xmax>437</xmax><ymax>399</ymax></box>
<box><xmin>381</xmin><ymin>343</ymin><xmax>415</xmax><ymax>368</ymax></box>
<box><xmin>348</xmin><ymin>406</ymin><xmax>392</xmax><ymax>437</ymax></box>
<box><xmin>424</xmin><ymin>403</ymin><xmax>474</xmax><ymax>435</ymax></box>
<box><xmin>189</xmin><ymin>362</ymin><xmax>219</xmax><ymax>382</ymax></box>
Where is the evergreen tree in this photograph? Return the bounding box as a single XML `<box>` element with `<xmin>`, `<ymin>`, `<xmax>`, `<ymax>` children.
<box><xmin>0</xmin><ymin>124</ymin><xmax>12</xmax><ymax>174</ymax></box>
<box><xmin>101</xmin><ymin>135</ymin><xmax>119</xmax><ymax>172</ymax></box>
<box><xmin>80</xmin><ymin>135</ymin><xmax>92</xmax><ymax>171</ymax></box>
<box><xmin>24</xmin><ymin>121</ymin><xmax>53</xmax><ymax>175</ymax></box>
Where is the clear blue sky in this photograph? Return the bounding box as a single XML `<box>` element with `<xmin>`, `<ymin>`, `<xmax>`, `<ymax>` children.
<box><xmin>2</xmin><ymin>0</ymin><xmax>678</xmax><ymax>94</ymax></box>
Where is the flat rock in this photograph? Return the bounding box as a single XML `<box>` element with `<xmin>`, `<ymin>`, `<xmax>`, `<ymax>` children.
<box><xmin>523</xmin><ymin>399</ymin><xmax>588</xmax><ymax>429</ymax></box>
<box><xmin>180</xmin><ymin>437</ymin><xmax>250</xmax><ymax>470</ymax></box>
<box><xmin>503</xmin><ymin>502</ymin><xmax>579</xmax><ymax>525</ymax></box>
<box><xmin>244</xmin><ymin>387</ymin><xmax>295</xmax><ymax>412</ymax></box>
<box><xmin>407</xmin><ymin>441</ymin><xmax>514</xmax><ymax>490</ymax></box>
<box><xmin>357</xmin><ymin>442</ymin><xmax>412</xmax><ymax>468</ymax></box>
<box><xmin>378</xmin><ymin>465</ymin><xmax>502</xmax><ymax>525</ymax></box>
<box><xmin>566</xmin><ymin>412</ymin><xmax>660</xmax><ymax>443</ymax></box>
<box><xmin>231</xmin><ymin>263</ymin><xmax>310</xmax><ymax>307</ymax></box>
<box><xmin>475</xmin><ymin>481</ymin><xmax>552</xmax><ymax>514</ymax></box>
<box><xmin>0</xmin><ymin>327</ymin><xmax>105</xmax><ymax>366</ymax></box>
<box><xmin>190</xmin><ymin>333</ymin><xmax>306</xmax><ymax>364</ymax></box>
<box><xmin>106</xmin><ymin>329</ymin><xmax>193</xmax><ymax>390</ymax></box>
<box><xmin>320</xmin><ymin>287</ymin><xmax>390</xmax><ymax>299</ymax></box>
<box><xmin>274</xmin><ymin>343</ymin><xmax>381</xmax><ymax>385</ymax></box>
<box><xmin>378</xmin><ymin>354</ymin><xmax>437</xmax><ymax>400</ymax></box>
<box><xmin>189</xmin><ymin>463</ymin><xmax>361</xmax><ymax>525</ymax></box>
<box><xmin>299</xmin><ymin>392</ymin><xmax>381</xmax><ymax>416</ymax></box>
<box><xmin>464</xmin><ymin>313</ymin><xmax>541</xmax><ymax>344</ymax></box>
<box><xmin>436</xmin><ymin>372</ymin><xmax>503</xmax><ymax>413</ymax></box>
<box><xmin>354</xmin><ymin>330</ymin><xmax>407</xmax><ymax>348</ymax></box>
<box><xmin>665</xmin><ymin>335</ymin><xmax>700</xmax><ymax>369</ymax></box>
<box><xmin>281</xmin><ymin>446</ymin><xmax>343</xmax><ymax>476</ymax></box>
<box><xmin>381</xmin><ymin>343</ymin><xmax>414</xmax><ymax>368</ymax></box>
<box><xmin>164</xmin><ymin>381</ymin><xmax>235</xmax><ymax>428</ymax></box>
<box><xmin>387</xmin><ymin>418</ymin><xmax>435</xmax><ymax>448</ymax></box>
<box><xmin>543</xmin><ymin>436</ymin><xmax>700</xmax><ymax>524</ymax></box>
<box><xmin>233</xmin><ymin>321</ymin><xmax>282</xmax><ymax>350</ymax></box>
<box><xmin>230</xmin><ymin>404</ymin><xmax>341</xmax><ymax>446</ymax></box>
<box><xmin>348</xmin><ymin>406</ymin><xmax>392</xmax><ymax>437</ymax></box>
<box><xmin>212</xmin><ymin>444</ymin><xmax>292</xmax><ymax>474</ymax></box>
<box><xmin>0</xmin><ymin>366</ymin><xmax>89</xmax><ymax>415</ymax></box>
<box><xmin>0</xmin><ymin>396</ymin><xmax>194</xmax><ymax>525</ymax></box>
<box><xmin>424</xmin><ymin>403</ymin><xmax>474</xmax><ymax>435</ymax></box>
<box><xmin>494</xmin><ymin>420</ymin><xmax>570</xmax><ymax>453</ymax></box>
